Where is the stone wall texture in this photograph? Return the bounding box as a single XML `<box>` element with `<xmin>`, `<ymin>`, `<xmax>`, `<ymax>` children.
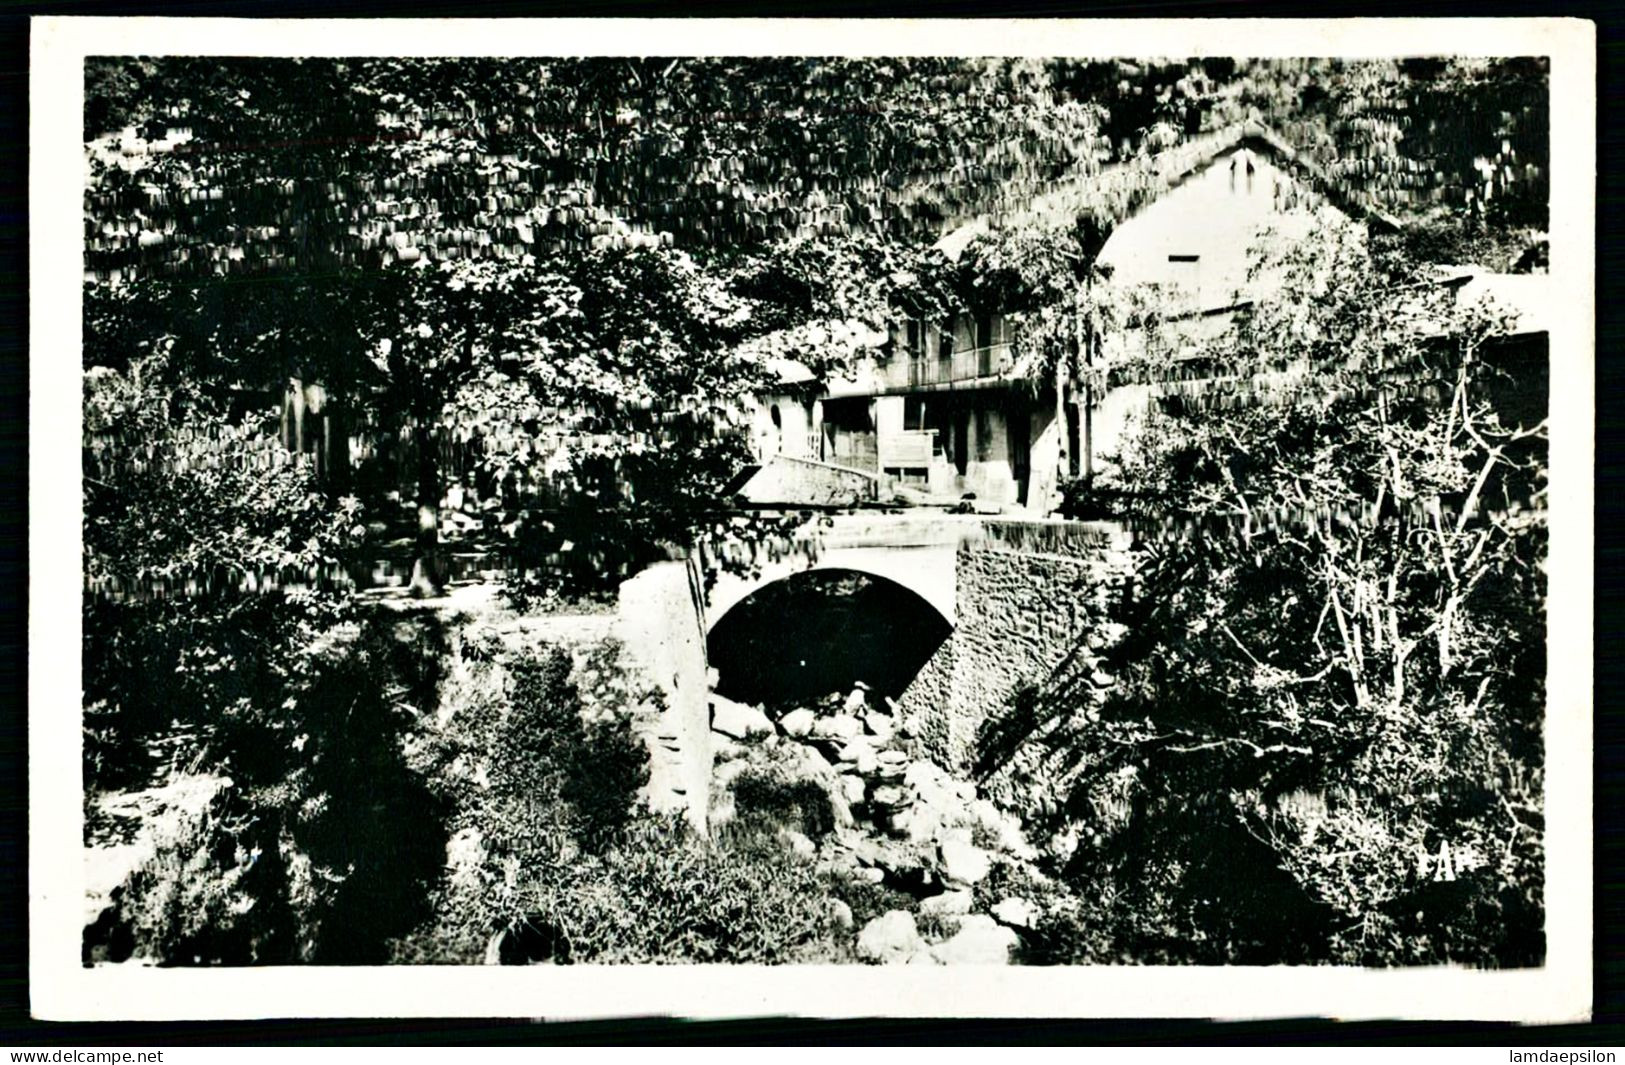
<box><xmin>738</xmin><ymin>453</ymin><xmax>881</xmax><ymax>506</ymax></box>
<box><xmin>898</xmin><ymin>520</ymin><xmax>1135</xmax><ymax>771</ymax></box>
<box><xmin>615</xmin><ymin>558</ymin><xmax>714</xmax><ymax>830</ymax></box>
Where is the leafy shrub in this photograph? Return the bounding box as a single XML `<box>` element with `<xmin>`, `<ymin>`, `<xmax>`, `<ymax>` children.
<box><xmin>912</xmin><ymin>909</ymin><xmax>957</xmax><ymax>942</ymax></box>
<box><xmin>89</xmin><ymin>613</ymin><xmax>459</xmax><ymax>966</ymax></box>
<box><xmin>82</xmin><ymin>351</ymin><xmax>364</xmax><ymax>796</ymax></box>
<box><xmin>828</xmin><ymin>873</ymin><xmax>917</xmax><ymax>930</ymax></box>
<box><xmin>986</xmin><ymin>225</ymin><xmax>1548</xmax><ymax>967</ymax></box>
<box><xmin>394</xmin><ymin>635</ymin><xmax>855</xmax><ymax>965</ymax></box>
<box><xmin>517</xmin><ymin>815</ymin><xmax>841</xmax><ymax>964</ymax></box>
<box><xmin>86</xmin><ymin>789</ymin><xmax>295</xmax><ymax>966</ymax></box>
<box><xmin>728</xmin><ymin>771</ymin><xmax>838</xmax><ymax>840</ymax></box>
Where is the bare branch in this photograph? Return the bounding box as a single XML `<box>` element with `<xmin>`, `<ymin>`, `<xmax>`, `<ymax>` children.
<box><xmin>1218</xmin><ymin>621</ymin><xmax>1263</xmax><ymax>667</ymax></box>
<box><xmin>1456</xmin><ymin>448</ymin><xmax>1503</xmax><ymax>536</ymax></box>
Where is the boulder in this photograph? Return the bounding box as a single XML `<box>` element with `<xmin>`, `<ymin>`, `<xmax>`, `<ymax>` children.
<box><xmin>904</xmin><ymin>759</ymin><xmax>944</xmax><ymax>789</ymax></box>
<box><xmin>711</xmin><ymin>695</ymin><xmax>773</xmax><ymax>740</ymax></box>
<box><xmin>856</xmin><ymin>910</ymin><xmax>926</xmax><ymax>964</ymax></box>
<box><xmin>919</xmin><ymin>888</ymin><xmax>974</xmax><ymax>917</ymax></box>
<box><xmin>893</xmin><ymin>801</ymin><xmax>944</xmax><ymax>845</ymax></box>
<box><xmin>911</xmin><ymin>776</ymin><xmax>960</xmax><ymax>820</ymax></box>
<box><xmin>839</xmin><ymin>774</ymin><xmax>867</xmax><ymax>804</ymax></box>
<box><xmin>931</xmin><ymin>914</ymin><xmax>1019</xmax><ymax>965</ymax></box>
<box><xmin>844</xmin><ymin>685</ymin><xmax>870</xmax><ymax>714</ymax></box>
<box><xmin>971</xmin><ymin>800</ymin><xmax>1039</xmax><ymax>861</ymax></box>
<box><xmin>863</xmin><ymin>710</ymin><xmax>895</xmax><ymax>743</ymax></box>
<box><xmin>875</xmin><ymin>749</ymin><xmax>910</xmax><ymax>780</ymax></box>
<box><xmin>870</xmin><ymin>784</ymin><xmax>910</xmax><ymax>809</ymax></box>
<box><xmin>849</xmin><ymin>835</ymin><xmax>929</xmax><ymax>882</ymax></box>
<box><xmin>938</xmin><ymin>839</ymin><xmax>993</xmax><ymax>887</ymax></box>
<box><xmin>779</xmin><ymin>708</ymin><xmax>816</xmax><ymax>738</ymax></box>
<box><xmin>992</xmin><ymin>896</ymin><xmax>1036</xmax><ymax>929</ymax></box>
<box><xmin>837</xmin><ymin>736</ymin><xmax>879</xmax><ymax>775</ymax></box>
<box><xmin>825</xmin><ymin>897</ymin><xmax>855</xmax><ymax>932</ymax></box>
<box><xmin>854</xmin><ymin>866</ymin><xmax>886</xmax><ymax>884</ymax></box>
<box><xmin>812</xmin><ymin>714</ymin><xmax>863</xmax><ymax>743</ymax></box>
<box><xmin>793</xmin><ymin>742</ymin><xmax>835</xmax><ymax>772</ymax></box>
<box><xmin>783</xmin><ymin>829</ymin><xmax>817</xmax><ymax>861</ymax></box>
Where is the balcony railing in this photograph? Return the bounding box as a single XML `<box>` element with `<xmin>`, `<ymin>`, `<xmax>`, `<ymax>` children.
<box><xmin>888</xmin><ymin>343</ymin><xmax>1014</xmax><ymax>389</ymax></box>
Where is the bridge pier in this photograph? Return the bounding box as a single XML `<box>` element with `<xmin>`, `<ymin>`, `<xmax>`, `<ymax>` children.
<box><xmin>896</xmin><ymin>521</ymin><xmax>1135</xmax><ymax>773</ymax></box>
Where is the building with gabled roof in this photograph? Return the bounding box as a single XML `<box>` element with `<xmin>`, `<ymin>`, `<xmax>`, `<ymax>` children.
<box><xmin>739</xmin><ymin>120</ymin><xmax>1545</xmax><ymax>513</ymax></box>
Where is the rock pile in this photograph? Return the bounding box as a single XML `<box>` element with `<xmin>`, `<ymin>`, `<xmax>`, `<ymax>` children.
<box><xmin>709</xmin><ymin>684</ymin><xmax>1042</xmax><ymax>965</ymax></box>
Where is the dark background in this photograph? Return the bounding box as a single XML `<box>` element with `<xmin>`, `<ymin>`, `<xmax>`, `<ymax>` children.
<box><xmin>0</xmin><ymin>0</ymin><xmax>1617</xmax><ymax>1046</ymax></box>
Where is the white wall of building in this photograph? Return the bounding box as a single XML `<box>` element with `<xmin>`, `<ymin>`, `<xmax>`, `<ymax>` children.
<box><xmin>748</xmin><ymin>392</ymin><xmax>816</xmax><ymax>461</ymax></box>
<box><xmin>1096</xmin><ymin>147</ymin><xmax>1342</xmax><ymax>314</ymax></box>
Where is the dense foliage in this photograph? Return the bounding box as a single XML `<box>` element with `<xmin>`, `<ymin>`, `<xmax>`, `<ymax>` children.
<box><xmin>1015</xmin><ymin>224</ymin><xmax>1547</xmax><ymax>965</ymax></box>
<box><xmin>86</xmin><ymin>615</ymin><xmax>453</xmax><ymax>964</ymax></box>
<box><xmin>83</xmin><ymin>55</ymin><xmax>1549</xmax><ymax>596</ymax></box>
<box><xmin>82</xmin><ymin>352</ymin><xmax>362</xmax><ymax>790</ymax></box>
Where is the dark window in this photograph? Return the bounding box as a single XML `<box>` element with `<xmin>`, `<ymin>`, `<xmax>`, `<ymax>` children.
<box><xmin>975</xmin><ymin>408</ymin><xmax>993</xmax><ymax>461</ymax></box>
<box><xmin>1065</xmin><ymin>403</ymin><xmax>1081</xmax><ymax>478</ymax></box>
<box><xmin>904</xmin><ymin>396</ymin><xmax>927</xmax><ymax>431</ymax></box>
<box><xmin>953</xmin><ymin>411</ymin><xmax>970</xmax><ymax>476</ymax></box>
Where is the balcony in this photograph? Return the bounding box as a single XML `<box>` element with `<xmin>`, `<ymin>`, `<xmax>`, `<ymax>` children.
<box><xmin>885</xmin><ymin>343</ymin><xmax>1015</xmax><ymax>391</ymax></box>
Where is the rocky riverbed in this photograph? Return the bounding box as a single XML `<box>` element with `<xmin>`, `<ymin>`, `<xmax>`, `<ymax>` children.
<box><xmin>708</xmin><ymin>683</ymin><xmax>1048</xmax><ymax>965</ymax></box>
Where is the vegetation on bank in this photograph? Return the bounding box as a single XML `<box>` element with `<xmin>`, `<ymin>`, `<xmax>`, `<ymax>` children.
<box><xmin>1029</xmin><ymin>226</ymin><xmax>1547</xmax><ymax>966</ymax></box>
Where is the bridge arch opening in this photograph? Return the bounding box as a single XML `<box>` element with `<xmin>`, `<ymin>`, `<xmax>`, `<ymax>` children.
<box><xmin>707</xmin><ymin>568</ymin><xmax>952</xmax><ymax>710</ymax></box>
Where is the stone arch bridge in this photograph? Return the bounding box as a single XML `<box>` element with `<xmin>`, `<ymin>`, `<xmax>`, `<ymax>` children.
<box><xmin>612</xmin><ymin>507</ymin><xmax>1136</xmax><ymax>830</ymax></box>
<box><xmin>699</xmin><ymin>510</ymin><xmax>1136</xmax><ymax>768</ymax></box>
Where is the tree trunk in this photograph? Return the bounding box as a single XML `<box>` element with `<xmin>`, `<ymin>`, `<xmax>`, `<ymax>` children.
<box><xmin>325</xmin><ymin>395</ymin><xmax>351</xmax><ymax>492</ymax></box>
<box><xmin>408</xmin><ymin>417</ymin><xmax>445</xmax><ymax>598</ymax></box>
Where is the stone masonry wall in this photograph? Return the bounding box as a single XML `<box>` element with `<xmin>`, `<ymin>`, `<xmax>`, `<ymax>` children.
<box><xmin>738</xmin><ymin>453</ymin><xmax>881</xmax><ymax>506</ymax></box>
<box><xmin>614</xmin><ymin>558</ymin><xmax>714</xmax><ymax>830</ymax></box>
<box><xmin>898</xmin><ymin>520</ymin><xmax>1134</xmax><ymax>772</ymax></box>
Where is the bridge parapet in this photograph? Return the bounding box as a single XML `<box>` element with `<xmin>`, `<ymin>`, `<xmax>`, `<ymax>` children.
<box><xmin>701</xmin><ymin>512</ymin><xmax>965</xmax><ymax>629</ymax></box>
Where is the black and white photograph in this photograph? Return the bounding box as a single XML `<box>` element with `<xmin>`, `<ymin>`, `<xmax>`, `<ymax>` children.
<box><xmin>29</xmin><ymin>17</ymin><xmax>1594</xmax><ymax>1023</ymax></box>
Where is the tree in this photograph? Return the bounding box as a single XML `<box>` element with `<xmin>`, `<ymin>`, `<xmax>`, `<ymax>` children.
<box><xmin>993</xmin><ymin>222</ymin><xmax>1546</xmax><ymax>965</ymax></box>
<box><xmin>1244</xmin><ymin>57</ymin><xmax>1550</xmax><ymax>268</ymax></box>
<box><xmin>428</xmin><ymin>247</ymin><xmax>765</xmax><ymax>598</ymax></box>
<box><xmin>83</xmin><ymin>56</ymin><xmax>1125</xmax><ymax>595</ymax></box>
<box><xmin>82</xmin><ymin>347</ymin><xmax>363</xmax><ymax>783</ymax></box>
